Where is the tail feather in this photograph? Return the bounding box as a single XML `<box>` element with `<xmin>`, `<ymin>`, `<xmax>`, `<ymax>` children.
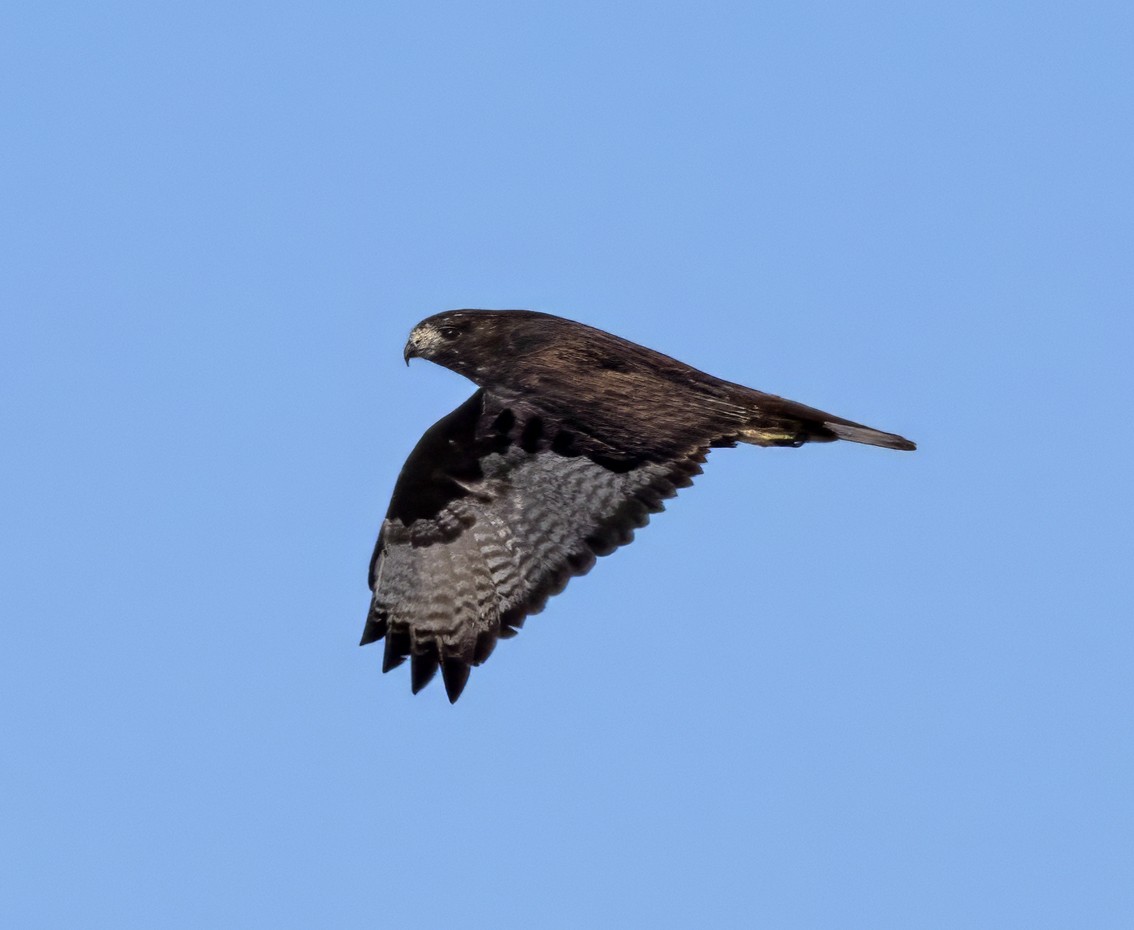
<box><xmin>821</xmin><ymin>420</ymin><xmax>916</xmax><ymax>451</ymax></box>
<box><xmin>735</xmin><ymin>391</ymin><xmax>916</xmax><ymax>452</ymax></box>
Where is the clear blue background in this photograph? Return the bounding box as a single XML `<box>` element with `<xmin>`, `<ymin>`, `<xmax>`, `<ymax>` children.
<box><xmin>3</xmin><ymin>2</ymin><xmax>1131</xmax><ymax>927</ymax></box>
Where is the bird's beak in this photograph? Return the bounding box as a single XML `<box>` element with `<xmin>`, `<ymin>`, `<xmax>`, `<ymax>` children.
<box><xmin>403</xmin><ymin>338</ymin><xmax>418</xmax><ymax>366</ymax></box>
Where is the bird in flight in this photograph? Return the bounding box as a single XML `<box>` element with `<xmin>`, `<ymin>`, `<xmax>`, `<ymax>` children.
<box><xmin>363</xmin><ymin>310</ymin><xmax>914</xmax><ymax>702</ymax></box>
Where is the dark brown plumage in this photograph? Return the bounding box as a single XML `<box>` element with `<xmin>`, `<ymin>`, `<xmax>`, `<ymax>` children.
<box><xmin>363</xmin><ymin>309</ymin><xmax>915</xmax><ymax>701</ymax></box>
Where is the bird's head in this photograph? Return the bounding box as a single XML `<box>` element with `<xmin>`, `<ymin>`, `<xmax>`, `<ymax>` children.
<box><xmin>403</xmin><ymin>309</ymin><xmax>561</xmax><ymax>384</ymax></box>
<box><xmin>403</xmin><ymin>311</ymin><xmax>477</xmax><ymax>368</ymax></box>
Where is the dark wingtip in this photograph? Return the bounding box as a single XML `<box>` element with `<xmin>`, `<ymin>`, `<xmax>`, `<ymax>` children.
<box><xmin>441</xmin><ymin>657</ymin><xmax>471</xmax><ymax>703</ymax></box>
<box><xmin>410</xmin><ymin>651</ymin><xmax>439</xmax><ymax>693</ymax></box>
<box><xmin>473</xmin><ymin>631</ymin><xmax>498</xmax><ymax>664</ymax></box>
<box><xmin>382</xmin><ymin>628</ymin><xmax>410</xmax><ymax>672</ymax></box>
<box><xmin>359</xmin><ymin>614</ymin><xmax>386</xmax><ymax>646</ymax></box>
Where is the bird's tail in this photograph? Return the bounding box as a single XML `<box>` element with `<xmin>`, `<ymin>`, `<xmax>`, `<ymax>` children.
<box><xmin>736</xmin><ymin>393</ymin><xmax>916</xmax><ymax>451</ymax></box>
<box><xmin>814</xmin><ymin>419</ymin><xmax>916</xmax><ymax>451</ymax></box>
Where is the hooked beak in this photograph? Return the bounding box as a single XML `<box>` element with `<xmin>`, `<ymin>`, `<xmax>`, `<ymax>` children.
<box><xmin>403</xmin><ymin>338</ymin><xmax>419</xmax><ymax>366</ymax></box>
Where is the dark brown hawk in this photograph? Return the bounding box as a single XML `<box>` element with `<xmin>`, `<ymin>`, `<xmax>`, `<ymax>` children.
<box><xmin>362</xmin><ymin>310</ymin><xmax>915</xmax><ymax>701</ymax></box>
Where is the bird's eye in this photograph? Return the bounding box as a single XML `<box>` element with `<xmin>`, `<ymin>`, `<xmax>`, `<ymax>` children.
<box><xmin>438</xmin><ymin>326</ymin><xmax>461</xmax><ymax>340</ymax></box>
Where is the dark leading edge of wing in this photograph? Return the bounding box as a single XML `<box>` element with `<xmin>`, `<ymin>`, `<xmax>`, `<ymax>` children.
<box><xmin>361</xmin><ymin>389</ymin><xmax>705</xmax><ymax>702</ymax></box>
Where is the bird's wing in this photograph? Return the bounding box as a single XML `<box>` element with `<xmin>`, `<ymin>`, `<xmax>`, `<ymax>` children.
<box><xmin>362</xmin><ymin>389</ymin><xmax>704</xmax><ymax>701</ymax></box>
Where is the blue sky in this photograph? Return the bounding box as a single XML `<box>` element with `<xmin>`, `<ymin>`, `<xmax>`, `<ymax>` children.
<box><xmin>2</xmin><ymin>1</ymin><xmax>1131</xmax><ymax>927</ymax></box>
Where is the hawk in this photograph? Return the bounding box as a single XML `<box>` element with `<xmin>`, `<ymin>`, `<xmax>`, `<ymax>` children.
<box><xmin>363</xmin><ymin>310</ymin><xmax>914</xmax><ymax>701</ymax></box>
